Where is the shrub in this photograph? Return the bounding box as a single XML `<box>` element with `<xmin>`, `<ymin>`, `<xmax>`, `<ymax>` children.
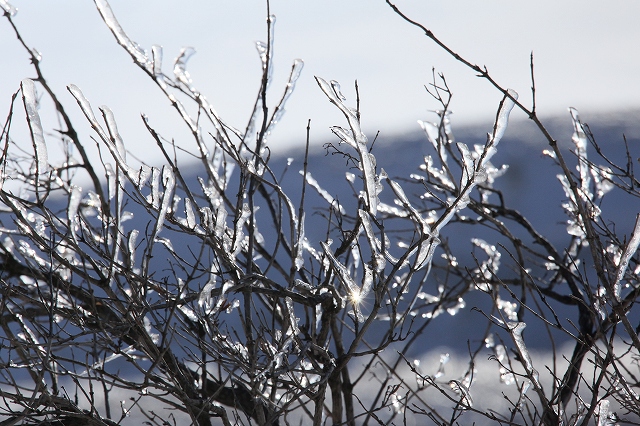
<box><xmin>1</xmin><ymin>1</ymin><xmax>639</xmax><ymax>425</ymax></box>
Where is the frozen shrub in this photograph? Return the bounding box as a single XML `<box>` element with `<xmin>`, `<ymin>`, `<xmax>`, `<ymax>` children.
<box><xmin>0</xmin><ymin>1</ymin><xmax>639</xmax><ymax>425</ymax></box>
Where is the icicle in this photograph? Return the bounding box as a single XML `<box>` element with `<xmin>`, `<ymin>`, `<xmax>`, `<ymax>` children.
<box><xmin>359</xmin><ymin>264</ymin><xmax>373</xmax><ymax>301</ymax></box>
<box><xmin>21</xmin><ymin>79</ymin><xmax>48</xmax><ymax>175</ymax></box>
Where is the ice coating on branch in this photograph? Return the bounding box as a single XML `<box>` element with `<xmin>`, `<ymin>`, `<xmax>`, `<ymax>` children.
<box><xmin>67</xmin><ymin>186</ymin><xmax>82</xmax><ymax>239</ymax></box>
<box><xmin>434</xmin><ymin>353</ymin><xmax>450</xmax><ymax>379</ymax></box>
<box><xmin>136</xmin><ymin>165</ymin><xmax>152</xmax><ymax>190</ymax></box>
<box><xmin>322</xmin><ymin>241</ymin><xmax>370</xmax><ymax>317</ymax></box>
<box><xmin>449</xmin><ymin>380</ymin><xmax>473</xmax><ymax>408</ymax></box>
<box><xmin>359</xmin><ymin>210</ymin><xmax>386</xmax><ymax>271</ymax></box>
<box><xmin>569</xmin><ymin>107</ymin><xmax>592</xmax><ymax>201</ymax></box>
<box><xmin>331</xmin><ymin>126</ymin><xmax>357</xmax><ymax>149</ymax></box>
<box><xmin>174</xmin><ymin>47</ymin><xmax>196</xmax><ymax>92</ymax></box>
<box><xmin>94</xmin><ymin>0</ymin><xmax>152</xmax><ymax>72</ymax></box>
<box><xmin>127</xmin><ymin>229</ymin><xmax>138</xmax><ymax>267</ymax></box>
<box><xmin>68</xmin><ymin>85</ymin><xmax>98</xmax><ymax>125</ymax></box>
<box><xmin>557</xmin><ymin>107</ymin><xmax>614</xmax><ymax>238</ymax></box>
<box><xmin>284</xmin><ymin>297</ymin><xmax>300</xmax><ymax>337</ymax></box>
<box><xmin>232</xmin><ymin>204</ymin><xmax>251</xmax><ymax>259</ymax></box>
<box><xmin>386</xmin><ymin>177</ymin><xmax>439</xmax><ymax>269</ymax></box>
<box><xmin>508</xmin><ymin>322</ymin><xmax>540</xmax><ymax>389</ymax></box>
<box><xmin>457</xmin><ymin>143</ymin><xmax>475</xmax><ymax>185</ymax></box>
<box><xmin>153</xmin><ymin>166</ymin><xmax>175</xmax><ymax>236</ymax></box>
<box><xmin>149</xmin><ymin>167</ymin><xmax>161</xmax><ymax>209</ymax></box>
<box><xmin>294</xmin><ymin>212</ymin><xmax>305</xmax><ymax>271</ymax></box>
<box><xmin>101</xmin><ymin>106</ymin><xmax>126</xmax><ymax>161</ymax></box>
<box><xmin>316</xmin><ymin>77</ymin><xmax>380</xmax><ymax>215</ymax></box>
<box><xmin>415</xmin><ymin>236</ymin><xmax>440</xmax><ymax>271</ymax></box>
<box><xmin>268</xmin><ymin>59</ymin><xmax>304</xmax><ymax>134</ymax></box>
<box><xmin>322</xmin><ymin>242</ymin><xmax>358</xmax><ymax>296</ymax></box>
<box><xmin>151</xmin><ymin>45</ymin><xmax>163</xmax><ymax>78</ymax></box>
<box><xmin>489</xmin><ymin>89</ymin><xmax>518</xmax><ymax>150</ymax></box>
<box><xmin>387</xmin><ymin>178</ymin><xmax>430</xmax><ymax>235</ymax></box>
<box><xmin>596</xmin><ymin>399</ymin><xmax>615</xmax><ymax>426</ymax></box>
<box><xmin>430</xmin><ymin>91</ymin><xmax>517</xmax><ymax>236</ymax></box>
<box><xmin>470</xmin><ymin>238</ymin><xmax>501</xmax><ymax>289</ymax></box>
<box><xmin>494</xmin><ymin>343</ymin><xmax>515</xmax><ymax>385</ymax></box>
<box><xmin>21</xmin><ymin>79</ymin><xmax>48</xmax><ymax>174</ymax></box>
<box><xmin>348</xmin><ymin>264</ymin><xmax>373</xmax><ymax>323</ymax></box>
<box><xmin>214</xmin><ymin>204</ymin><xmax>228</xmax><ymax>239</ymax></box>
<box><xmin>613</xmin><ymin>213</ymin><xmax>640</xmax><ymax>300</ymax></box>
<box><xmin>183</xmin><ymin>197</ymin><xmax>196</xmax><ymax>229</ymax></box>
<box><xmin>104</xmin><ymin>163</ymin><xmax>116</xmax><ymax>200</ymax></box>
<box><xmin>198</xmin><ymin>274</ymin><xmax>218</xmax><ymax>310</ymax></box>
<box><xmin>69</xmin><ymin>86</ymin><xmax>133</xmax><ymax>179</ymax></box>
<box><xmin>0</xmin><ymin>0</ymin><xmax>17</xmax><ymax>16</ymax></box>
<box><xmin>252</xmin><ymin>14</ymin><xmax>275</xmax><ymax>96</ymax></box>
<box><xmin>419</xmin><ymin>155</ymin><xmax>455</xmax><ymax>190</ymax></box>
<box><xmin>418</xmin><ymin>119</ymin><xmax>448</xmax><ymax>163</ymax></box>
<box><xmin>301</xmin><ymin>171</ymin><xmax>345</xmax><ymax>214</ymax></box>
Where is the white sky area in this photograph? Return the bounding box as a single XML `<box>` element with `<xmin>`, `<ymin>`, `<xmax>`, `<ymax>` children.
<box><xmin>2</xmin><ymin>0</ymin><xmax>640</xmax><ymax>161</ymax></box>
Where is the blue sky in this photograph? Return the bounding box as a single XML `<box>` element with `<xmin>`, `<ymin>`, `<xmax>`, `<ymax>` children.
<box><xmin>2</xmin><ymin>0</ymin><xmax>639</xmax><ymax>158</ymax></box>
